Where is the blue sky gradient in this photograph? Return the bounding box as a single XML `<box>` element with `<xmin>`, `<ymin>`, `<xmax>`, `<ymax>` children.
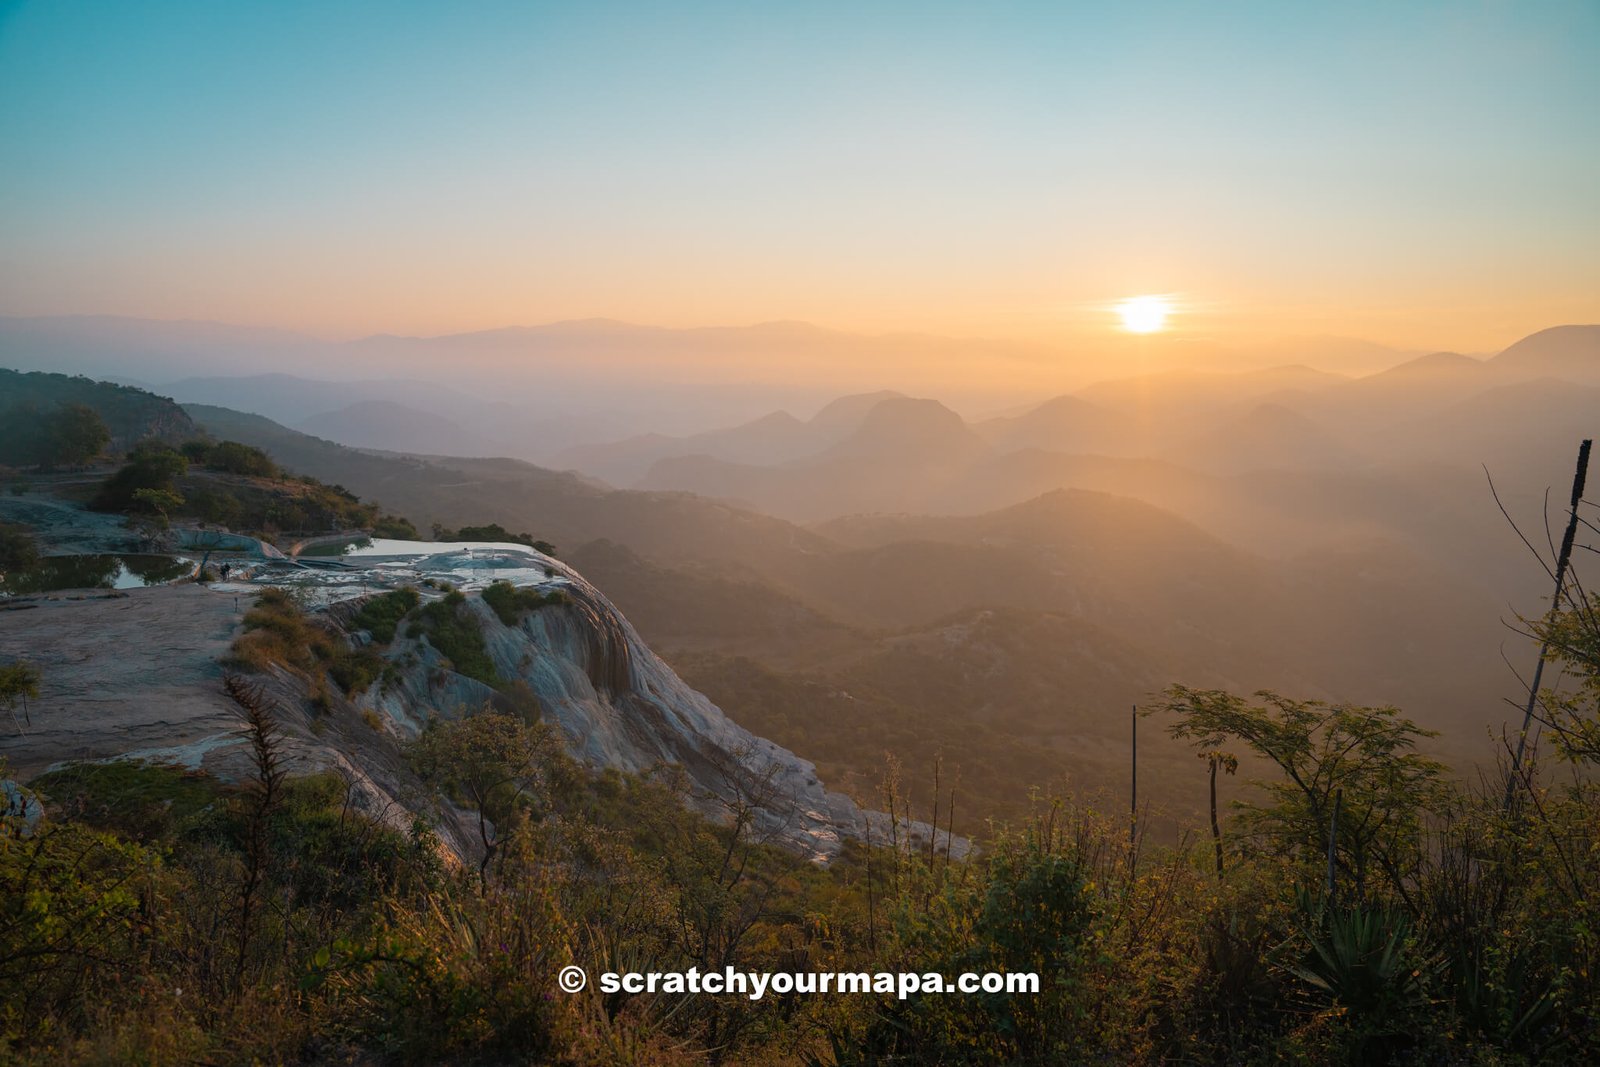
<box><xmin>1</xmin><ymin>1</ymin><xmax>1596</xmax><ymax>349</ymax></box>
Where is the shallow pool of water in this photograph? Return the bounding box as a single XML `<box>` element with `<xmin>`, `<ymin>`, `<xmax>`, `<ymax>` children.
<box><xmin>228</xmin><ymin>539</ymin><xmax>563</xmax><ymax>606</ymax></box>
<box><xmin>340</xmin><ymin>538</ymin><xmax>548</xmax><ymax>559</ymax></box>
<box><xmin>1</xmin><ymin>554</ymin><xmax>196</xmax><ymax>595</ymax></box>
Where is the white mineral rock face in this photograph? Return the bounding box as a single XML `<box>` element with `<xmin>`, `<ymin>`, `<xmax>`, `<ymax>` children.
<box><xmin>361</xmin><ymin>558</ymin><xmax>930</xmax><ymax>863</ymax></box>
<box><xmin>0</xmin><ymin>537</ymin><xmax>960</xmax><ymax>864</ymax></box>
<box><xmin>2</xmin><ymin>778</ymin><xmax>44</xmax><ymax>837</ymax></box>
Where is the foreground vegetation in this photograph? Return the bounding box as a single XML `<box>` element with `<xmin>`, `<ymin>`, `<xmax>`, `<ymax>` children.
<box><xmin>3</xmin><ymin>420</ymin><xmax>1598</xmax><ymax>1061</ymax></box>
<box><xmin>5</xmin><ymin>650</ymin><xmax>1600</xmax><ymax>1064</ymax></box>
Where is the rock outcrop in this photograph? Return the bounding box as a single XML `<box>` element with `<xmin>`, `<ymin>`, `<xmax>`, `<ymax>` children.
<box><xmin>0</xmin><ymin>547</ymin><xmax>959</xmax><ymax>864</ymax></box>
<box><xmin>351</xmin><ymin>557</ymin><xmax>934</xmax><ymax>862</ymax></box>
<box><xmin>2</xmin><ymin>778</ymin><xmax>43</xmax><ymax>837</ymax></box>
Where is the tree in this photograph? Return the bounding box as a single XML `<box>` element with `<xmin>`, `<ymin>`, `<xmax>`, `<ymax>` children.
<box><xmin>0</xmin><ymin>524</ymin><xmax>38</xmax><ymax>575</ymax></box>
<box><xmin>91</xmin><ymin>443</ymin><xmax>188</xmax><ymax>512</ymax></box>
<box><xmin>1156</xmin><ymin>686</ymin><xmax>1447</xmax><ymax>896</ymax></box>
<box><xmin>1200</xmin><ymin>750</ymin><xmax>1238</xmax><ymax>878</ymax></box>
<box><xmin>0</xmin><ymin>402</ymin><xmax>43</xmax><ymax>466</ymax></box>
<box><xmin>0</xmin><ymin>402</ymin><xmax>108</xmax><ymax>469</ymax></box>
<box><xmin>372</xmin><ymin>513</ymin><xmax>418</xmax><ymax>539</ymax></box>
<box><xmin>131</xmin><ymin>487</ymin><xmax>184</xmax><ymax>528</ymax></box>
<box><xmin>43</xmin><ymin>404</ymin><xmax>109</xmax><ymax>467</ymax></box>
<box><xmin>1531</xmin><ymin>601</ymin><xmax>1600</xmax><ymax>765</ymax></box>
<box><xmin>204</xmin><ymin>440</ymin><xmax>277</xmax><ymax>478</ymax></box>
<box><xmin>408</xmin><ymin>711</ymin><xmax>554</xmax><ymax>887</ymax></box>
<box><xmin>0</xmin><ymin>661</ymin><xmax>41</xmax><ymax>730</ymax></box>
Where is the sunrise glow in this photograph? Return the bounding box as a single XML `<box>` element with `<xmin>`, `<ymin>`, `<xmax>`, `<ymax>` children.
<box><xmin>1117</xmin><ymin>296</ymin><xmax>1171</xmax><ymax>334</ymax></box>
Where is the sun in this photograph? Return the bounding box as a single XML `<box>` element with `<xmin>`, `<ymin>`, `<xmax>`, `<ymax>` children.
<box><xmin>1117</xmin><ymin>295</ymin><xmax>1171</xmax><ymax>333</ymax></box>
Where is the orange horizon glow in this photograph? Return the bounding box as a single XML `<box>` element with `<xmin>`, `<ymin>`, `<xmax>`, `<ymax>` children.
<box><xmin>1</xmin><ymin>3</ymin><xmax>1595</xmax><ymax>373</ymax></box>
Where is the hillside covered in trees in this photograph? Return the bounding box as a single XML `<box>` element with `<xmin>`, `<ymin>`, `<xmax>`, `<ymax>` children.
<box><xmin>0</xmin><ymin>368</ymin><xmax>196</xmax><ymax>461</ymax></box>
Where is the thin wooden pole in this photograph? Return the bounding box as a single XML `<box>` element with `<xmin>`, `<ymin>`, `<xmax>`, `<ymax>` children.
<box><xmin>945</xmin><ymin>772</ymin><xmax>957</xmax><ymax>871</ymax></box>
<box><xmin>1326</xmin><ymin>788</ymin><xmax>1342</xmax><ymax>904</ymax></box>
<box><xmin>1129</xmin><ymin>704</ymin><xmax>1138</xmax><ymax>846</ymax></box>
<box><xmin>1209</xmin><ymin>757</ymin><xmax>1224</xmax><ymax>878</ymax></box>
<box><xmin>863</xmin><ymin>815</ymin><xmax>876</xmax><ymax>954</ymax></box>
<box><xmin>1505</xmin><ymin>438</ymin><xmax>1592</xmax><ymax>810</ymax></box>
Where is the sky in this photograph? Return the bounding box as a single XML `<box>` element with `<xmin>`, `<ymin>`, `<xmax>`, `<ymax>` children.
<box><xmin>1</xmin><ymin>0</ymin><xmax>1597</xmax><ymax>358</ymax></box>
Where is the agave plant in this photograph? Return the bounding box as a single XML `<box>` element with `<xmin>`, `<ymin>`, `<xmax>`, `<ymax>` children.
<box><xmin>1198</xmin><ymin>907</ymin><xmax>1279</xmax><ymax>1031</ymax></box>
<box><xmin>1291</xmin><ymin>891</ymin><xmax>1436</xmax><ymax>1027</ymax></box>
<box><xmin>1451</xmin><ymin>941</ymin><xmax>1561</xmax><ymax>1054</ymax></box>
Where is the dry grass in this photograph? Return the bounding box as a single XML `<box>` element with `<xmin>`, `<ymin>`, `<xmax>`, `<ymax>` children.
<box><xmin>227</xmin><ymin>588</ymin><xmax>383</xmax><ymax>697</ymax></box>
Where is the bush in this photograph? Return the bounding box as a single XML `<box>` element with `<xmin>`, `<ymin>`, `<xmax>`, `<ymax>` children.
<box><xmin>204</xmin><ymin>440</ymin><xmax>278</xmax><ymax>478</ymax></box>
<box><xmin>45</xmin><ymin>403</ymin><xmax>110</xmax><ymax>467</ymax></box>
<box><xmin>327</xmin><ymin>647</ymin><xmax>385</xmax><ymax>697</ymax></box>
<box><xmin>228</xmin><ymin>588</ymin><xmax>388</xmax><ymax>697</ymax></box>
<box><xmin>186</xmin><ymin>487</ymin><xmax>244</xmax><ymax>527</ymax></box>
<box><xmin>432</xmin><ymin>523</ymin><xmax>554</xmax><ymax>555</ymax></box>
<box><xmin>131</xmin><ymin>486</ymin><xmax>184</xmax><ymax>527</ymax></box>
<box><xmin>413</xmin><ymin>592</ymin><xmax>501</xmax><ymax>686</ymax></box>
<box><xmin>91</xmin><ymin>442</ymin><xmax>188</xmax><ymax>512</ymax></box>
<box><xmin>349</xmin><ymin>587</ymin><xmax>420</xmax><ymax>643</ymax></box>
<box><xmin>372</xmin><ymin>513</ymin><xmax>418</xmax><ymax>539</ymax></box>
<box><xmin>481</xmin><ymin>580</ymin><xmax>566</xmax><ymax>626</ymax></box>
<box><xmin>845</xmin><ymin>832</ymin><xmax>1101</xmax><ymax>1064</ymax></box>
<box><xmin>0</xmin><ymin>402</ymin><xmax>108</xmax><ymax>469</ymax></box>
<box><xmin>0</xmin><ymin>823</ymin><xmax>162</xmax><ymax>1050</ymax></box>
<box><xmin>29</xmin><ymin>760</ymin><xmax>223</xmax><ymax>843</ymax></box>
<box><xmin>0</xmin><ymin>522</ymin><xmax>38</xmax><ymax>573</ymax></box>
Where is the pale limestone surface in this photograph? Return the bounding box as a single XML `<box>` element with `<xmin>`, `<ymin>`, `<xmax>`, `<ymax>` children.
<box><xmin>0</xmin><ymin>583</ymin><xmax>243</xmax><ymax>775</ymax></box>
<box><xmin>0</xmin><ymin>582</ymin><xmax>474</xmax><ymax>855</ymax></box>
<box><xmin>0</xmin><ymin>551</ymin><xmax>962</xmax><ymax>863</ymax></box>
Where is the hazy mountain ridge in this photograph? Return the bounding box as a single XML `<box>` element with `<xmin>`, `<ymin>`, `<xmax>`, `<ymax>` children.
<box><xmin>61</xmin><ymin>323</ymin><xmax>1578</xmax><ymax>825</ymax></box>
<box><xmin>179</xmin><ymin>405</ymin><xmax>1513</xmax><ymax>776</ymax></box>
<box><xmin>552</xmin><ymin>390</ymin><xmax>909</xmax><ymax>485</ymax></box>
<box><xmin>296</xmin><ymin>400</ymin><xmax>512</xmax><ymax>458</ymax></box>
<box><xmin>587</xmin><ymin>326</ymin><xmax>1598</xmax><ymax>503</ymax></box>
<box><xmin>0</xmin><ymin>366</ymin><xmax>197</xmax><ymax>451</ymax></box>
<box><xmin>0</xmin><ymin>313</ymin><xmax>1448</xmax><ymax>461</ymax></box>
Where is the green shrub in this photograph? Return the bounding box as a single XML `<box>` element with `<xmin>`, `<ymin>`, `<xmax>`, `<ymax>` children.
<box><xmin>0</xmin><ymin>822</ymin><xmax>162</xmax><ymax>1050</ymax></box>
<box><xmin>91</xmin><ymin>442</ymin><xmax>188</xmax><ymax>512</ymax></box>
<box><xmin>328</xmin><ymin>647</ymin><xmax>385</xmax><ymax>697</ymax></box>
<box><xmin>0</xmin><ymin>522</ymin><xmax>38</xmax><ymax>573</ymax></box>
<box><xmin>29</xmin><ymin>760</ymin><xmax>224</xmax><ymax>842</ymax></box>
<box><xmin>349</xmin><ymin>586</ymin><xmax>420</xmax><ymax>643</ymax></box>
<box><xmin>413</xmin><ymin>592</ymin><xmax>501</xmax><ymax>686</ymax></box>
<box><xmin>480</xmin><ymin>580</ymin><xmax>567</xmax><ymax>626</ymax></box>
<box><xmin>431</xmin><ymin>523</ymin><xmax>554</xmax><ymax>555</ymax></box>
<box><xmin>0</xmin><ymin>401</ymin><xmax>109</xmax><ymax>469</ymax></box>
<box><xmin>204</xmin><ymin>440</ymin><xmax>278</xmax><ymax>478</ymax></box>
<box><xmin>186</xmin><ymin>487</ymin><xmax>245</xmax><ymax>527</ymax></box>
<box><xmin>372</xmin><ymin>513</ymin><xmax>418</xmax><ymax>539</ymax></box>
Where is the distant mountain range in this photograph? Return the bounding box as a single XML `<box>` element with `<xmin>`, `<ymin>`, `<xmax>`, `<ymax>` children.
<box><xmin>3</xmin><ymin>320</ymin><xmax>1589</xmax><ymax>830</ymax></box>
<box><xmin>295</xmin><ymin>401</ymin><xmax>511</xmax><ymax>457</ymax></box>
<box><xmin>182</xmin><ymin>401</ymin><xmax>1518</xmax><ymax>773</ymax></box>
<box><xmin>1</xmin><ymin>312</ymin><xmax>1442</xmax><ymax>459</ymax></box>
<box><xmin>545</xmin><ymin>328</ymin><xmax>1599</xmax><ymax>597</ymax></box>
